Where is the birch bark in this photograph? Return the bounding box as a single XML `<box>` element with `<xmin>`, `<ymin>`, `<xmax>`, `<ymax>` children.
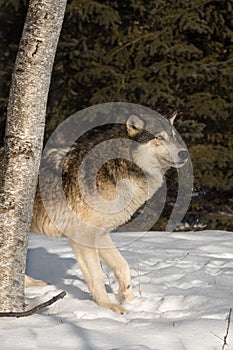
<box><xmin>0</xmin><ymin>0</ymin><xmax>67</xmax><ymax>312</ymax></box>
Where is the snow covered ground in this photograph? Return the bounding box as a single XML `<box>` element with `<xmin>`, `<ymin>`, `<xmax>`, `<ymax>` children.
<box><xmin>1</xmin><ymin>230</ymin><xmax>233</xmax><ymax>350</ymax></box>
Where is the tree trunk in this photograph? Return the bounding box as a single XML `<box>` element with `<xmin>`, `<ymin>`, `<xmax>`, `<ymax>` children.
<box><xmin>0</xmin><ymin>0</ymin><xmax>67</xmax><ymax>312</ymax></box>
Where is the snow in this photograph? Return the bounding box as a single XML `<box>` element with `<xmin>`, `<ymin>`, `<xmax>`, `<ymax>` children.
<box><xmin>1</xmin><ymin>230</ymin><xmax>233</xmax><ymax>350</ymax></box>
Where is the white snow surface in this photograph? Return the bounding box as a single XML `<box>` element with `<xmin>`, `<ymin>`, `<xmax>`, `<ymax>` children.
<box><xmin>1</xmin><ymin>230</ymin><xmax>233</xmax><ymax>350</ymax></box>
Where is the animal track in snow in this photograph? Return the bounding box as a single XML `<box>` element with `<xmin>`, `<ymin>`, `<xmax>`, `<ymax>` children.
<box><xmin>158</xmin><ymin>294</ymin><xmax>208</xmax><ymax>318</ymax></box>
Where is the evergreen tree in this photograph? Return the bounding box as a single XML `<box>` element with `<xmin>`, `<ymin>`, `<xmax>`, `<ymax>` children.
<box><xmin>0</xmin><ymin>0</ymin><xmax>232</xmax><ymax>230</ymax></box>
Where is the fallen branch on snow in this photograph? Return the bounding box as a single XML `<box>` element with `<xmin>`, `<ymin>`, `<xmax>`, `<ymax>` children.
<box><xmin>0</xmin><ymin>291</ymin><xmax>66</xmax><ymax>318</ymax></box>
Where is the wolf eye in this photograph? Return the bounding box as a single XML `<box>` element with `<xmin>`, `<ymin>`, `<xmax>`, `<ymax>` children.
<box><xmin>155</xmin><ymin>135</ymin><xmax>164</xmax><ymax>140</ymax></box>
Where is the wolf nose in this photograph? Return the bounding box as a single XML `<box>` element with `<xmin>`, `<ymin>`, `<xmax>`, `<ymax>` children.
<box><xmin>178</xmin><ymin>150</ymin><xmax>189</xmax><ymax>160</ymax></box>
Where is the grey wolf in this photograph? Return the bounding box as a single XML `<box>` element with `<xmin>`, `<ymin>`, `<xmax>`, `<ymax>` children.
<box><xmin>29</xmin><ymin>112</ymin><xmax>188</xmax><ymax>314</ymax></box>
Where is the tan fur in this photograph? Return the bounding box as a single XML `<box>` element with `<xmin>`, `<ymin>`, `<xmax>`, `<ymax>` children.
<box><xmin>24</xmin><ymin>275</ymin><xmax>48</xmax><ymax>287</ymax></box>
<box><xmin>27</xmin><ymin>114</ymin><xmax>188</xmax><ymax>313</ymax></box>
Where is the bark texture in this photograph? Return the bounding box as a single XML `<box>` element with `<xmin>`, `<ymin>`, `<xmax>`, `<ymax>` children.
<box><xmin>0</xmin><ymin>0</ymin><xmax>67</xmax><ymax>312</ymax></box>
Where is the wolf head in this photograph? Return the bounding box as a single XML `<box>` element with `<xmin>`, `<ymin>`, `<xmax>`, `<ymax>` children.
<box><xmin>126</xmin><ymin>112</ymin><xmax>189</xmax><ymax>176</ymax></box>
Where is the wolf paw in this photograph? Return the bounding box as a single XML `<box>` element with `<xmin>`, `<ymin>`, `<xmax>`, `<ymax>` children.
<box><xmin>97</xmin><ymin>300</ymin><xmax>127</xmax><ymax>314</ymax></box>
<box><xmin>108</xmin><ymin>303</ymin><xmax>127</xmax><ymax>314</ymax></box>
<box><xmin>118</xmin><ymin>286</ymin><xmax>134</xmax><ymax>303</ymax></box>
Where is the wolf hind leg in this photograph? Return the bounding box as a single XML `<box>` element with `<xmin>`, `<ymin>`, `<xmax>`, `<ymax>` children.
<box><xmin>25</xmin><ymin>274</ymin><xmax>48</xmax><ymax>286</ymax></box>
<box><xmin>69</xmin><ymin>239</ymin><xmax>126</xmax><ymax>314</ymax></box>
<box><xmin>98</xmin><ymin>234</ymin><xmax>134</xmax><ymax>304</ymax></box>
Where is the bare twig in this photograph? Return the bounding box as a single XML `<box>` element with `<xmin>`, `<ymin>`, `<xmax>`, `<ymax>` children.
<box><xmin>0</xmin><ymin>291</ymin><xmax>66</xmax><ymax>318</ymax></box>
<box><xmin>137</xmin><ymin>263</ymin><xmax>142</xmax><ymax>298</ymax></box>
<box><xmin>222</xmin><ymin>308</ymin><xmax>232</xmax><ymax>350</ymax></box>
<box><xmin>210</xmin><ymin>331</ymin><xmax>223</xmax><ymax>342</ymax></box>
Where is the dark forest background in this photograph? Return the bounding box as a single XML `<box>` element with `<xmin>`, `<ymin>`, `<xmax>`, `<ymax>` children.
<box><xmin>0</xmin><ymin>0</ymin><xmax>233</xmax><ymax>231</ymax></box>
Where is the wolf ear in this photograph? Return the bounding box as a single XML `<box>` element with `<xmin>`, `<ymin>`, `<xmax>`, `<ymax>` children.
<box><xmin>169</xmin><ymin>111</ymin><xmax>178</xmax><ymax>125</ymax></box>
<box><xmin>126</xmin><ymin>114</ymin><xmax>145</xmax><ymax>137</ymax></box>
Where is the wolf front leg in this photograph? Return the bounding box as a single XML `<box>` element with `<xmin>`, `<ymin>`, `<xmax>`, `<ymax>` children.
<box><xmin>69</xmin><ymin>239</ymin><xmax>127</xmax><ymax>314</ymax></box>
<box><xmin>98</xmin><ymin>234</ymin><xmax>134</xmax><ymax>304</ymax></box>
